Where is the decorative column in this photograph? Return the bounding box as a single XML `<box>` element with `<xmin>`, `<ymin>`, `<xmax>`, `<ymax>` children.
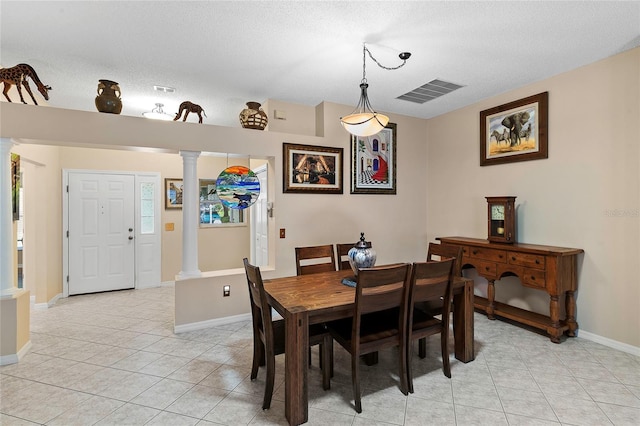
<box><xmin>177</xmin><ymin>150</ymin><xmax>201</xmax><ymax>278</ymax></box>
<box><xmin>0</xmin><ymin>138</ymin><xmax>15</xmax><ymax>296</ymax></box>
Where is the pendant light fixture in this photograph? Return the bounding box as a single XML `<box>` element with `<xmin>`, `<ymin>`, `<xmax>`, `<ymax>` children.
<box><xmin>142</xmin><ymin>103</ymin><xmax>174</xmax><ymax>121</ymax></box>
<box><xmin>340</xmin><ymin>43</ymin><xmax>411</xmax><ymax>137</ymax></box>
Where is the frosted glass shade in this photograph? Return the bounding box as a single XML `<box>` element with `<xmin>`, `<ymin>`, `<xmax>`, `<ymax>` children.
<box><xmin>340</xmin><ymin>112</ymin><xmax>389</xmax><ymax>137</ymax></box>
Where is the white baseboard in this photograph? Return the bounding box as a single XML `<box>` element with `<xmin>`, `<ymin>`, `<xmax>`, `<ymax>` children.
<box><xmin>577</xmin><ymin>330</ymin><xmax>640</xmax><ymax>357</ymax></box>
<box><xmin>174</xmin><ymin>312</ymin><xmax>252</xmax><ymax>334</ymax></box>
<box><xmin>34</xmin><ymin>293</ymin><xmax>62</xmax><ymax>310</ymax></box>
<box><xmin>0</xmin><ymin>340</ymin><xmax>32</xmax><ymax>366</ymax></box>
<box><xmin>160</xmin><ymin>281</ymin><xmax>175</xmax><ymax>287</ymax></box>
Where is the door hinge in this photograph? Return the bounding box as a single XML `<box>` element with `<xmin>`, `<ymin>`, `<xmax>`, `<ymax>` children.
<box><xmin>66</xmin><ymin>275</ymin><xmax>69</xmax><ymax>283</ymax></box>
<box><xmin>66</xmin><ymin>185</ymin><xmax>69</xmax><ymax>193</ymax></box>
<box><xmin>66</xmin><ymin>230</ymin><xmax>69</xmax><ymax>238</ymax></box>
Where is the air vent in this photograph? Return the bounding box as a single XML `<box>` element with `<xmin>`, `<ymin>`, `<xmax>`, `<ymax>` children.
<box><xmin>397</xmin><ymin>79</ymin><xmax>463</xmax><ymax>104</ymax></box>
<box><xmin>153</xmin><ymin>85</ymin><xmax>176</xmax><ymax>93</ymax></box>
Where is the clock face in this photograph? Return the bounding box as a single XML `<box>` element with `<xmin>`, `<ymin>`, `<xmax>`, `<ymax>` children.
<box><xmin>491</xmin><ymin>204</ymin><xmax>505</xmax><ymax>220</ymax></box>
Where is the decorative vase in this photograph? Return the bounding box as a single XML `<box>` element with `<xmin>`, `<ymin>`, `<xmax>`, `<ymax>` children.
<box><xmin>95</xmin><ymin>79</ymin><xmax>122</xmax><ymax>114</ymax></box>
<box><xmin>348</xmin><ymin>232</ymin><xmax>377</xmax><ymax>276</ymax></box>
<box><xmin>239</xmin><ymin>101</ymin><xmax>268</xmax><ymax>130</ymax></box>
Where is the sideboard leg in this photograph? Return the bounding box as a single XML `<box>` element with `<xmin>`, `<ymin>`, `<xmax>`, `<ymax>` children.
<box><xmin>549</xmin><ymin>295</ymin><xmax>562</xmax><ymax>343</ymax></box>
<box><xmin>565</xmin><ymin>290</ymin><xmax>578</xmax><ymax>337</ymax></box>
<box><xmin>487</xmin><ymin>279</ymin><xmax>496</xmax><ymax>320</ymax></box>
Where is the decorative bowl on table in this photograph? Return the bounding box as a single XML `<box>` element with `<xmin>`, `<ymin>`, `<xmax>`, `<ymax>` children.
<box><xmin>347</xmin><ymin>232</ymin><xmax>377</xmax><ymax>276</ymax></box>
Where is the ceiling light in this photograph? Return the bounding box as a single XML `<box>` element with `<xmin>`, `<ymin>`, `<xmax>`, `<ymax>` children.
<box><xmin>341</xmin><ymin>43</ymin><xmax>411</xmax><ymax>137</ymax></box>
<box><xmin>142</xmin><ymin>103</ymin><xmax>173</xmax><ymax>121</ymax></box>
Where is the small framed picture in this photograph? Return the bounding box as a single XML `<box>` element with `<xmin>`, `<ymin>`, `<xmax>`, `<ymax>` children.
<box><xmin>283</xmin><ymin>143</ymin><xmax>343</xmax><ymax>194</ymax></box>
<box><xmin>165</xmin><ymin>178</ymin><xmax>183</xmax><ymax>209</ymax></box>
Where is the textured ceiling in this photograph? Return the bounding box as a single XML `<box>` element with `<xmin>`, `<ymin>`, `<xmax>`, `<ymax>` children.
<box><xmin>1</xmin><ymin>1</ymin><xmax>639</xmax><ymax>128</ymax></box>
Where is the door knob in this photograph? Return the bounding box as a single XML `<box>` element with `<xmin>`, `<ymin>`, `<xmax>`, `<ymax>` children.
<box><xmin>128</xmin><ymin>236</ymin><xmax>134</xmax><ymax>240</ymax></box>
<box><xmin>129</xmin><ymin>228</ymin><xmax>133</xmax><ymax>232</ymax></box>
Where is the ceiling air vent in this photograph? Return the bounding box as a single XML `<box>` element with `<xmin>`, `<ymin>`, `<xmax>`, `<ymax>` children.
<box><xmin>397</xmin><ymin>79</ymin><xmax>463</xmax><ymax>104</ymax></box>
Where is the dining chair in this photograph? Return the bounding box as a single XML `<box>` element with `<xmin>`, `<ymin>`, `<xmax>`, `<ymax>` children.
<box><xmin>295</xmin><ymin>244</ymin><xmax>336</xmax><ymax>373</ymax></box>
<box><xmin>326</xmin><ymin>263</ymin><xmax>412</xmax><ymax>413</ymax></box>
<box><xmin>419</xmin><ymin>242</ymin><xmax>463</xmax><ymax>357</ymax></box>
<box><xmin>336</xmin><ymin>241</ymin><xmax>372</xmax><ymax>271</ymax></box>
<box><xmin>243</xmin><ymin>258</ymin><xmax>332</xmax><ymax>409</ymax></box>
<box><xmin>295</xmin><ymin>244</ymin><xmax>337</xmax><ymax>275</ymax></box>
<box><xmin>406</xmin><ymin>258</ymin><xmax>455</xmax><ymax>394</ymax></box>
<box><xmin>427</xmin><ymin>242</ymin><xmax>463</xmax><ymax>276</ymax></box>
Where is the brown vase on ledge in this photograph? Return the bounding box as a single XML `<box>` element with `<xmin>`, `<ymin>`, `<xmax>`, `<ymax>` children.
<box><xmin>95</xmin><ymin>79</ymin><xmax>122</xmax><ymax>114</ymax></box>
<box><xmin>239</xmin><ymin>101</ymin><xmax>268</xmax><ymax>130</ymax></box>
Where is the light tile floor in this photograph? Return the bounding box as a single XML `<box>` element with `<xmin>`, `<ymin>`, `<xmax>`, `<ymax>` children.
<box><xmin>1</xmin><ymin>285</ymin><xmax>639</xmax><ymax>425</ymax></box>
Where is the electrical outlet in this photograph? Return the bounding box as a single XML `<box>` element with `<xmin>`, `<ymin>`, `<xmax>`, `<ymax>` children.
<box><xmin>223</xmin><ymin>285</ymin><xmax>230</xmax><ymax>297</ymax></box>
<box><xmin>280</xmin><ymin>228</ymin><xmax>286</xmax><ymax>238</ymax></box>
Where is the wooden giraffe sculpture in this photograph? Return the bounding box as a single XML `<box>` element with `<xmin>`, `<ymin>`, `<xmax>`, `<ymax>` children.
<box><xmin>174</xmin><ymin>101</ymin><xmax>206</xmax><ymax>123</ymax></box>
<box><xmin>0</xmin><ymin>63</ymin><xmax>52</xmax><ymax>105</ymax></box>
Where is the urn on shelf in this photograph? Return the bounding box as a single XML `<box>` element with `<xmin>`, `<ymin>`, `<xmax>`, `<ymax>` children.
<box><xmin>347</xmin><ymin>232</ymin><xmax>377</xmax><ymax>276</ymax></box>
<box><xmin>239</xmin><ymin>101</ymin><xmax>268</xmax><ymax>130</ymax></box>
<box><xmin>95</xmin><ymin>79</ymin><xmax>122</xmax><ymax>114</ymax></box>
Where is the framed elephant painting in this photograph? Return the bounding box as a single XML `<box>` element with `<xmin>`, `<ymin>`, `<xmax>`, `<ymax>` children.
<box><xmin>480</xmin><ymin>92</ymin><xmax>548</xmax><ymax>166</ymax></box>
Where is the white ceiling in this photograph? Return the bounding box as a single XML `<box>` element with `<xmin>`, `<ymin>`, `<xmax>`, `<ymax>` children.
<box><xmin>2</xmin><ymin>1</ymin><xmax>639</xmax><ymax>129</ymax></box>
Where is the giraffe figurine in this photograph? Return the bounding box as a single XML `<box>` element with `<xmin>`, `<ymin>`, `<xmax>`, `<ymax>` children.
<box><xmin>0</xmin><ymin>63</ymin><xmax>52</xmax><ymax>105</ymax></box>
<box><xmin>174</xmin><ymin>101</ymin><xmax>206</xmax><ymax>124</ymax></box>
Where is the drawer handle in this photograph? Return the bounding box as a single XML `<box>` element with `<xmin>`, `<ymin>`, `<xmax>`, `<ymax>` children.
<box><xmin>530</xmin><ymin>276</ymin><xmax>536</xmax><ymax>280</ymax></box>
<box><xmin>511</xmin><ymin>256</ymin><xmax>516</xmax><ymax>261</ymax></box>
<box><xmin>472</xmin><ymin>250</ymin><xmax>478</xmax><ymax>255</ymax></box>
<box><xmin>535</xmin><ymin>259</ymin><xmax>540</xmax><ymax>264</ymax></box>
<box><xmin>485</xmin><ymin>266</ymin><xmax>490</xmax><ymax>271</ymax></box>
<box><xmin>499</xmin><ymin>254</ymin><xmax>503</xmax><ymax>258</ymax></box>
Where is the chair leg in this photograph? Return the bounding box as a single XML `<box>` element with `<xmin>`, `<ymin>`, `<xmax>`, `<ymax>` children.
<box><xmin>251</xmin><ymin>338</ymin><xmax>263</xmax><ymax>380</ymax></box>
<box><xmin>418</xmin><ymin>337</ymin><xmax>427</xmax><ymax>358</ymax></box>
<box><xmin>352</xmin><ymin>353</ymin><xmax>362</xmax><ymax>413</ymax></box>
<box><xmin>441</xmin><ymin>328</ymin><xmax>451</xmax><ymax>378</ymax></box>
<box><xmin>262</xmin><ymin>347</ymin><xmax>276</xmax><ymax>410</ymax></box>
<box><xmin>399</xmin><ymin>340</ymin><xmax>408</xmax><ymax>395</ymax></box>
<box><xmin>407</xmin><ymin>342</ymin><xmax>414</xmax><ymax>393</ymax></box>
<box><xmin>321</xmin><ymin>335</ymin><xmax>332</xmax><ymax>390</ymax></box>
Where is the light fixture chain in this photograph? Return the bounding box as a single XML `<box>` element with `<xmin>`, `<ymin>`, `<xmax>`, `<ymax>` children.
<box><xmin>364</xmin><ymin>45</ymin><xmax>408</xmax><ymax>71</ymax></box>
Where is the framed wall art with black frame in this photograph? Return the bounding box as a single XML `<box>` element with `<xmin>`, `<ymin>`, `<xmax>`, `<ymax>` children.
<box><xmin>350</xmin><ymin>122</ymin><xmax>397</xmax><ymax>194</ymax></box>
<box><xmin>480</xmin><ymin>92</ymin><xmax>548</xmax><ymax>166</ymax></box>
<box><xmin>283</xmin><ymin>143</ymin><xmax>343</xmax><ymax>194</ymax></box>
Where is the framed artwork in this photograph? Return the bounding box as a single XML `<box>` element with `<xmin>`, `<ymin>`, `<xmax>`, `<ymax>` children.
<box><xmin>283</xmin><ymin>143</ymin><xmax>343</xmax><ymax>194</ymax></box>
<box><xmin>480</xmin><ymin>92</ymin><xmax>548</xmax><ymax>166</ymax></box>
<box><xmin>164</xmin><ymin>178</ymin><xmax>183</xmax><ymax>209</ymax></box>
<box><xmin>350</xmin><ymin>122</ymin><xmax>397</xmax><ymax>194</ymax></box>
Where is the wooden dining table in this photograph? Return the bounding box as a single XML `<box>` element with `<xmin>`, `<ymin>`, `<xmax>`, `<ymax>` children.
<box><xmin>263</xmin><ymin>269</ymin><xmax>475</xmax><ymax>425</ymax></box>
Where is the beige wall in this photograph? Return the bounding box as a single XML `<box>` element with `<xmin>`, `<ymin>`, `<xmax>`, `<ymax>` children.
<box><xmin>426</xmin><ymin>47</ymin><xmax>640</xmax><ymax>347</ymax></box>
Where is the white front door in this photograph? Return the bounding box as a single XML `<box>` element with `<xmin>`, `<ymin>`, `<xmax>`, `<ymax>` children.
<box><xmin>68</xmin><ymin>172</ymin><xmax>135</xmax><ymax>295</ymax></box>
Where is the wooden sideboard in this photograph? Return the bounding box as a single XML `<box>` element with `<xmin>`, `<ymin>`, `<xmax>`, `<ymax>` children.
<box><xmin>438</xmin><ymin>237</ymin><xmax>583</xmax><ymax>343</ymax></box>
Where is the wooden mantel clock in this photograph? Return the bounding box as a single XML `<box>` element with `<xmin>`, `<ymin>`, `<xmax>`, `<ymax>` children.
<box><xmin>486</xmin><ymin>196</ymin><xmax>516</xmax><ymax>243</ymax></box>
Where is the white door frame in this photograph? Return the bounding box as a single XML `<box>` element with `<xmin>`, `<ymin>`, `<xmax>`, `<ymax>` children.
<box><xmin>62</xmin><ymin>169</ymin><xmax>161</xmax><ymax>297</ymax></box>
<box><xmin>250</xmin><ymin>164</ymin><xmax>268</xmax><ymax>266</ymax></box>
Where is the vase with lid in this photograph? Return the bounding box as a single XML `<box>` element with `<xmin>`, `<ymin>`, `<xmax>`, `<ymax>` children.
<box><xmin>239</xmin><ymin>101</ymin><xmax>268</xmax><ymax>130</ymax></box>
<box><xmin>95</xmin><ymin>79</ymin><xmax>122</xmax><ymax>114</ymax></box>
<box><xmin>348</xmin><ymin>232</ymin><xmax>377</xmax><ymax>275</ymax></box>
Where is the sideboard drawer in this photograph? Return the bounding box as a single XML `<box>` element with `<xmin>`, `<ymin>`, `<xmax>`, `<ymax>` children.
<box><xmin>508</xmin><ymin>252</ymin><xmax>545</xmax><ymax>270</ymax></box>
<box><xmin>468</xmin><ymin>247</ymin><xmax>507</xmax><ymax>263</ymax></box>
<box><xmin>522</xmin><ymin>268</ymin><xmax>546</xmax><ymax>289</ymax></box>
<box><xmin>466</xmin><ymin>259</ymin><xmax>497</xmax><ymax>278</ymax></box>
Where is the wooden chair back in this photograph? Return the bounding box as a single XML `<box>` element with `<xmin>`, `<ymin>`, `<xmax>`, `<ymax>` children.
<box><xmin>336</xmin><ymin>241</ymin><xmax>372</xmax><ymax>271</ymax></box>
<box><xmin>353</xmin><ymin>263</ymin><xmax>412</xmax><ymax>347</ymax></box>
<box><xmin>295</xmin><ymin>244</ymin><xmax>337</xmax><ymax>275</ymax></box>
<box><xmin>427</xmin><ymin>242</ymin><xmax>463</xmax><ymax>276</ymax></box>
<box><xmin>243</xmin><ymin>258</ymin><xmax>279</xmax><ymax>352</ymax></box>
<box><xmin>407</xmin><ymin>258</ymin><xmax>454</xmax><ymax>387</ymax></box>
